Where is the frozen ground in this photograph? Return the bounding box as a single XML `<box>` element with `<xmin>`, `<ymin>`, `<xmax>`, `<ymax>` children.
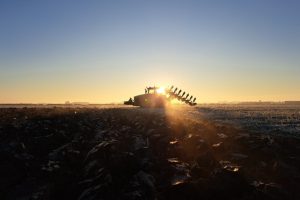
<box><xmin>0</xmin><ymin>105</ymin><xmax>299</xmax><ymax>199</ymax></box>
<box><xmin>2</xmin><ymin>103</ymin><xmax>300</xmax><ymax>138</ymax></box>
<box><xmin>196</xmin><ymin>104</ymin><xmax>300</xmax><ymax>137</ymax></box>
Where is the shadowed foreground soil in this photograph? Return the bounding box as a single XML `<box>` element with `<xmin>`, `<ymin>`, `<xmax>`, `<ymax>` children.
<box><xmin>0</xmin><ymin>107</ymin><xmax>299</xmax><ymax>200</ymax></box>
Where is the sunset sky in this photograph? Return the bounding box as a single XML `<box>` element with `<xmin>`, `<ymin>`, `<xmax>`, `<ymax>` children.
<box><xmin>1</xmin><ymin>0</ymin><xmax>299</xmax><ymax>103</ymax></box>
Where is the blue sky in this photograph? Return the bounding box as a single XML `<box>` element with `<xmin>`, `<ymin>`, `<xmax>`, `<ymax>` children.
<box><xmin>0</xmin><ymin>0</ymin><xmax>299</xmax><ymax>103</ymax></box>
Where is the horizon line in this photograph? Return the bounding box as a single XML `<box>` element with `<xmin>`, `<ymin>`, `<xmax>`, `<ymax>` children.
<box><xmin>1</xmin><ymin>100</ymin><xmax>300</xmax><ymax>105</ymax></box>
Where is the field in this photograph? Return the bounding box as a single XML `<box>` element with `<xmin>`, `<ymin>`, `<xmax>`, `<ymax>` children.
<box><xmin>0</xmin><ymin>105</ymin><xmax>299</xmax><ymax>200</ymax></box>
<box><xmin>199</xmin><ymin>104</ymin><xmax>300</xmax><ymax>137</ymax></box>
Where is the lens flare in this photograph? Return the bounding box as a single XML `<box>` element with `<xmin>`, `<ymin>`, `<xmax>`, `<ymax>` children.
<box><xmin>156</xmin><ymin>87</ymin><xmax>166</xmax><ymax>94</ymax></box>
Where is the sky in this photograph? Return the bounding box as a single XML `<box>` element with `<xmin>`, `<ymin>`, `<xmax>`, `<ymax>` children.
<box><xmin>0</xmin><ymin>0</ymin><xmax>300</xmax><ymax>103</ymax></box>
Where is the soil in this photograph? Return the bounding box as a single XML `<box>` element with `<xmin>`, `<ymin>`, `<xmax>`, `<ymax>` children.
<box><xmin>0</xmin><ymin>106</ymin><xmax>299</xmax><ymax>200</ymax></box>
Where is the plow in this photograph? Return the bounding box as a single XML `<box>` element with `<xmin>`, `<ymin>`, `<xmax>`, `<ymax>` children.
<box><xmin>124</xmin><ymin>86</ymin><xmax>197</xmax><ymax>107</ymax></box>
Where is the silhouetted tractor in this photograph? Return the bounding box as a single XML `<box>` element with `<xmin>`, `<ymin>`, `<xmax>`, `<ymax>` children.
<box><xmin>124</xmin><ymin>86</ymin><xmax>197</xmax><ymax>108</ymax></box>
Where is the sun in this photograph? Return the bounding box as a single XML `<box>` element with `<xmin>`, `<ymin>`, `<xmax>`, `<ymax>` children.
<box><xmin>156</xmin><ymin>86</ymin><xmax>166</xmax><ymax>94</ymax></box>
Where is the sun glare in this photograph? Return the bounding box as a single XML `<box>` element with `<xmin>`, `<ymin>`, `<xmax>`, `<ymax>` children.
<box><xmin>156</xmin><ymin>87</ymin><xmax>166</xmax><ymax>94</ymax></box>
